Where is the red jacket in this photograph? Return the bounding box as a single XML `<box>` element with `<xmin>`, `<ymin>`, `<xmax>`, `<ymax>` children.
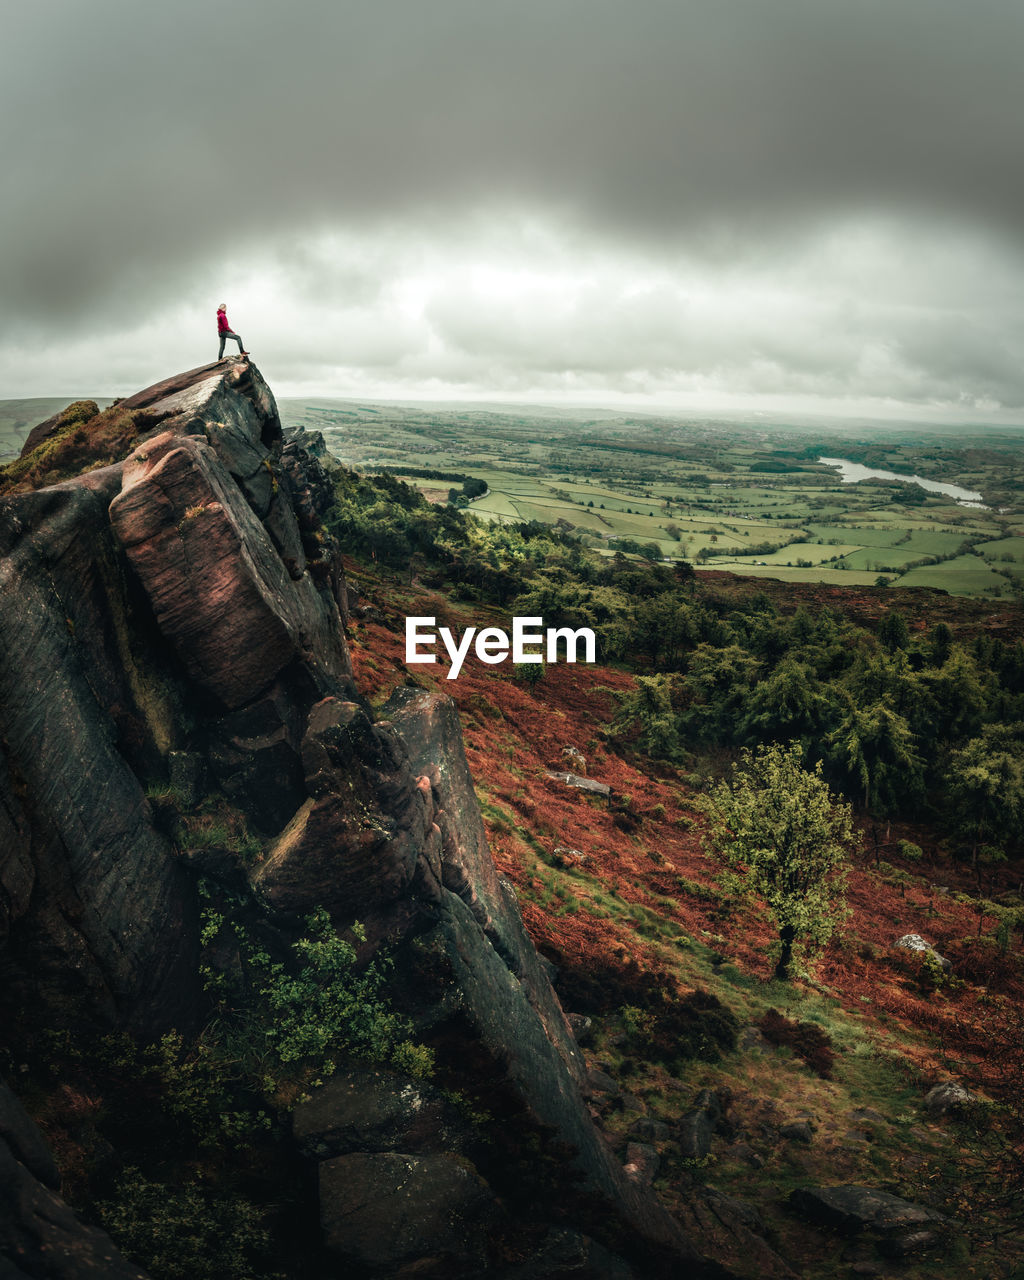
<box><xmin>217</xmin><ymin>309</ymin><xmax>230</xmax><ymax>333</ymax></box>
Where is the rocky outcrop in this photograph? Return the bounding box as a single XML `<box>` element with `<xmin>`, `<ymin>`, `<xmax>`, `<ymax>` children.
<box><xmin>0</xmin><ymin>363</ymin><xmax>717</xmax><ymax>1279</ymax></box>
<box><xmin>0</xmin><ymin>360</ymin><xmax>354</xmax><ymax>1043</ymax></box>
<box><xmin>254</xmin><ymin>697</ymin><xmax>433</xmax><ymax>919</ymax></box>
<box><xmin>0</xmin><ymin>480</ymin><xmax>196</xmax><ymax>1036</ymax></box>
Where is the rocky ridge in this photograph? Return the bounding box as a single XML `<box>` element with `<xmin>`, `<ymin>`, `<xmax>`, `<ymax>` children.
<box><xmin>0</xmin><ymin>360</ymin><xmax>718</xmax><ymax>1278</ymax></box>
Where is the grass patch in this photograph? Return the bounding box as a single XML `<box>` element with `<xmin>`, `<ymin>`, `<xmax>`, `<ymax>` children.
<box><xmin>0</xmin><ymin>400</ymin><xmax>143</xmax><ymax>494</ymax></box>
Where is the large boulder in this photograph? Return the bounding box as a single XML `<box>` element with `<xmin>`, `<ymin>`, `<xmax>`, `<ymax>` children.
<box><xmin>894</xmin><ymin>933</ymin><xmax>952</xmax><ymax>972</ymax></box>
<box><xmin>292</xmin><ymin>1066</ymin><xmax>471</xmax><ymax>1162</ymax></box>
<box><xmin>319</xmin><ymin>1151</ymin><xmax>499</xmax><ymax>1272</ymax></box>
<box><xmin>923</xmin><ymin>1081</ymin><xmax>977</xmax><ymax>1117</ymax></box>
<box><xmin>109</xmin><ymin>430</ymin><xmax>348</xmax><ymax>710</ymax></box>
<box><xmin>254</xmin><ymin>698</ymin><xmax>432</xmax><ymax>918</ymax></box>
<box><xmin>789</xmin><ymin>1185</ymin><xmax>946</xmax><ymax>1236</ymax></box>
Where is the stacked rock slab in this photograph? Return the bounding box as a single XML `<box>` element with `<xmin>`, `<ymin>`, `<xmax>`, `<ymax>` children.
<box><xmin>0</xmin><ymin>360</ymin><xmax>354</xmax><ymax>1040</ymax></box>
<box><xmin>0</xmin><ymin>362</ymin><xmax>719</xmax><ymax>1279</ymax></box>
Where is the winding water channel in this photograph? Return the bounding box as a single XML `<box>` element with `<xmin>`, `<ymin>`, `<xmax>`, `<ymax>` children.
<box><xmin>818</xmin><ymin>457</ymin><xmax>986</xmax><ymax>507</ymax></box>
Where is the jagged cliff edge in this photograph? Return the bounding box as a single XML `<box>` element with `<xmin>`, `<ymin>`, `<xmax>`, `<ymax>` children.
<box><xmin>0</xmin><ymin>360</ymin><xmax>722</xmax><ymax>1278</ymax></box>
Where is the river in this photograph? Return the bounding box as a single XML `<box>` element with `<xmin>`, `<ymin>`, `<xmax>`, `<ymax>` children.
<box><xmin>818</xmin><ymin>457</ymin><xmax>986</xmax><ymax>508</ymax></box>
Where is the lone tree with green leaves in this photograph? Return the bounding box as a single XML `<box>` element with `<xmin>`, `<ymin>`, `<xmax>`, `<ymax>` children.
<box><xmin>708</xmin><ymin>742</ymin><xmax>854</xmax><ymax>979</ymax></box>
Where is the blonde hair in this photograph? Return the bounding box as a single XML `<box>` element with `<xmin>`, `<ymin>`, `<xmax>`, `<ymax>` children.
<box><xmin>218</xmin><ymin>303</ymin><xmax>226</xmax><ymax>311</ymax></box>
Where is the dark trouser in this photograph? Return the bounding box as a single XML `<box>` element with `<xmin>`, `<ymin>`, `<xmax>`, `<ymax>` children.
<box><xmin>218</xmin><ymin>330</ymin><xmax>244</xmax><ymax>358</ymax></box>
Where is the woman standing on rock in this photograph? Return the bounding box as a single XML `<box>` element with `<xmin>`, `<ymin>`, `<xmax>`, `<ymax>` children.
<box><xmin>217</xmin><ymin>304</ymin><xmax>248</xmax><ymax>360</ymax></box>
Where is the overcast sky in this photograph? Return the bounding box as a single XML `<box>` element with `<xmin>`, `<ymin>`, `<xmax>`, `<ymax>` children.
<box><xmin>5</xmin><ymin>0</ymin><xmax>1024</xmax><ymax>420</ymax></box>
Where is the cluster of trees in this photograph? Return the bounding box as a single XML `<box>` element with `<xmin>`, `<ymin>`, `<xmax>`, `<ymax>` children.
<box><xmin>326</xmin><ymin>466</ymin><xmax>1024</xmax><ymax>866</ymax></box>
<box><xmin>446</xmin><ymin>476</ymin><xmax>488</xmax><ymax>505</ymax></box>
<box><xmin>613</xmin><ymin>600</ymin><xmax>1024</xmax><ymax>872</ymax></box>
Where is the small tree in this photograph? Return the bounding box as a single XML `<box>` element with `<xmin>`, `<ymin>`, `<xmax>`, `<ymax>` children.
<box><xmin>708</xmin><ymin>742</ymin><xmax>854</xmax><ymax>979</ymax></box>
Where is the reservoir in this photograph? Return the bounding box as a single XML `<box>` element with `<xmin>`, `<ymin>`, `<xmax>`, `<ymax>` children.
<box><xmin>818</xmin><ymin>457</ymin><xmax>986</xmax><ymax>507</ymax></box>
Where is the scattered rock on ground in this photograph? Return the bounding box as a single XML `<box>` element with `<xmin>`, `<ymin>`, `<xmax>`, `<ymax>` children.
<box><xmin>566</xmin><ymin>1012</ymin><xmax>595</xmax><ymax>1046</ymax></box>
<box><xmin>780</xmin><ymin>1121</ymin><xmax>815</xmax><ymax>1144</ymax></box>
<box><xmin>623</xmin><ymin>1142</ymin><xmax>659</xmax><ymax>1187</ymax></box>
<box><xmin>923</xmin><ymin>1081</ymin><xmax>976</xmax><ymax>1117</ymax></box>
<box><xmin>292</xmin><ymin>1066</ymin><xmax>468</xmax><ymax>1161</ymax></box>
<box><xmin>894</xmin><ymin>934</ymin><xmax>952</xmax><ymax>972</ymax></box>
<box><xmin>629</xmin><ymin>1116</ymin><xmax>670</xmax><ymax>1144</ymax></box>
<box><xmin>789</xmin><ymin>1184</ymin><xmax>947</xmax><ymax>1236</ymax></box>
<box><xmin>678</xmin><ymin>1089</ymin><xmax>726</xmax><ymax>1161</ymax></box>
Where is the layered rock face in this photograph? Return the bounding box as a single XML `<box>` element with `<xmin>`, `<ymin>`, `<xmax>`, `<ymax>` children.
<box><xmin>0</xmin><ymin>361</ymin><xmax>716</xmax><ymax>1279</ymax></box>
<box><xmin>0</xmin><ymin>360</ymin><xmax>352</xmax><ymax>1037</ymax></box>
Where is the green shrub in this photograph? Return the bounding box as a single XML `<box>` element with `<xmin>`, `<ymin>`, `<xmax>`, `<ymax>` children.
<box><xmin>98</xmin><ymin>1171</ymin><xmax>281</xmax><ymax>1280</ymax></box>
<box><xmin>205</xmin><ymin>904</ymin><xmax>433</xmax><ymax>1083</ymax></box>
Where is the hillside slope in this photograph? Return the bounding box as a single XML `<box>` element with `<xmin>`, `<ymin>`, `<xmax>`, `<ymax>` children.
<box><xmin>344</xmin><ymin>568</ymin><xmax>1024</xmax><ymax>1279</ymax></box>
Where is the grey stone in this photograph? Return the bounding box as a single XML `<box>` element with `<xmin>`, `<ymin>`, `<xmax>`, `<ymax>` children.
<box><xmin>679</xmin><ymin>1109</ymin><xmax>716</xmax><ymax>1160</ymax></box>
<box><xmin>319</xmin><ymin>1151</ymin><xmax>498</xmax><ymax>1269</ymax></box>
<box><xmin>738</xmin><ymin>1026</ymin><xmax>771</xmax><ymax>1053</ymax></box>
<box><xmin>789</xmin><ymin>1185</ymin><xmax>946</xmax><ymax>1235</ymax></box>
<box><xmin>623</xmin><ymin>1142</ymin><xmax>659</xmax><ymax>1187</ymax></box>
<box><xmin>0</xmin><ymin>1132</ymin><xmax>151</xmax><ymax>1278</ymax></box>
<box><xmin>693</xmin><ymin>1088</ymin><xmax>724</xmax><ymax>1118</ymax></box>
<box><xmin>492</xmin><ymin>1228</ymin><xmax>636</xmax><ymax>1279</ymax></box>
<box><xmin>384</xmin><ymin>687</ymin><xmax>589</xmax><ymax>1080</ymax></box>
<box><xmin>703</xmin><ymin>1187</ymin><xmax>768</xmax><ymax>1237</ymax></box>
<box><xmin>262</xmin><ymin>489</ymin><xmax>306</xmax><ymax>579</ymax></box>
<box><xmin>924</xmin><ymin>1081</ymin><xmax>976</xmax><ymax>1117</ymax></box>
<box><xmin>567</xmin><ymin>1013</ymin><xmax>595</xmax><ymax>1047</ymax></box>
<box><xmin>253</xmin><ymin>698</ymin><xmax>428</xmax><ymax>918</ymax></box>
<box><xmin>847</xmin><ymin>1107</ymin><xmax>886</xmax><ymax>1126</ymax></box>
<box><xmin>394</xmin><ymin>892</ymin><xmax>697</xmax><ymax>1265</ymax></box>
<box><xmin>878</xmin><ymin>1230</ymin><xmax>942</xmax><ymax>1257</ymax></box>
<box><xmin>166</xmin><ymin>749</ymin><xmax>205</xmax><ymax>804</ymax></box>
<box><xmin>292</xmin><ymin>1066</ymin><xmax>467</xmax><ymax>1161</ymax></box>
<box><xmin>586</xmin><ymin>1070</ymin><xmax>620</xmax><ymax>1097</ymax></box>
<box><xmin>201</xmin><ymin>415</ymin><xmax>273</xmax><ymax>515</ymax></box>
<box><xmin>208</xmin><ymin>683</ymin><xmax>306</xmax><ymax>834</ymax></box>
<box><xmin>726</xmin><ymin>1141</ymin><xmax>764</xmax><ymax>1169</ymax></box>
<box><xmin>0</xmin><ymin>1081</ymin><xmax>58</xmax><ymax>1190</ymax></box>
<box><xmin>0</xmin><ymin>485</ymin><xmax>197</xmax><ymax>1037</ymax></box>
<box><xmin>894</xmin><ymin>933</ymin><xmax>952</xmax><ymax>972</ymax></box>
<box><xmin>780</xmin><ymin>1121</ymin><xmax>815</xmax><ymax>1144</ymax></box>
<box><xmin>629</xmin><ymin>1117</ymin><xmax>670</xmax><ymax>1144</ymax></box>
<box><xmin>544</xmin><ymin>771</ymin><xmax>612</xmax><ymax>796</ymax></box>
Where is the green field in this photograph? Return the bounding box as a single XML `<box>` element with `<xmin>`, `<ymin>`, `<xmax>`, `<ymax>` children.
<box><xmin>269</xmin><ymin>397</ymin><xmax>1023</xmax><ymax>597</ymax></box>
<box><xmin>6</xmin><ymin>393</ymin><xmax>1021</xmax><ymax>598</ymax></box>
<box><xmin>977</xmin><ymin>535</ymin><xmax>1024</xmax><ymax>563</ymax></box>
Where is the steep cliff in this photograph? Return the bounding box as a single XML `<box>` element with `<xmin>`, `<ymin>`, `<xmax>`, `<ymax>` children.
<box><xmin>0</xmin><ymin>360</ymin><xmax>722</xmax><ymax>1278</ymax></box>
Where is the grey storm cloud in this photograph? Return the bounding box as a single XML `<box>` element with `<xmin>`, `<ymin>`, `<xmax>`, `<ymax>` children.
<box><xmin>4</xmin><ymin>0</ymin><xmax>1024</xmax><ymax>410</ymax></box>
